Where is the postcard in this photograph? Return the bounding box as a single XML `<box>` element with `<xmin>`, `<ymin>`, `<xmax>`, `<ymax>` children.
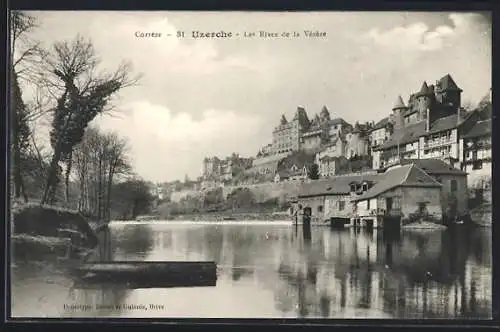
<box><xmin>9</xmin><ymin>10</ymin><xmax>492</xmax><ymax>320</ymax></box>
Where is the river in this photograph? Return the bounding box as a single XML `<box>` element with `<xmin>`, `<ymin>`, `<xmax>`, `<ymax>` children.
<box><xmin>11</xmin><ymin>221</ymin><xmax>492</xmax><ymax>319</ymax></box>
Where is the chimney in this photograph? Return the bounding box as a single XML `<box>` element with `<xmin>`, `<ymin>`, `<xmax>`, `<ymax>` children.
<box><xmin>457</xmin><ymin>107</ymin><xmax>462</xmax><ymax>125</ymax></box>
<box><xmin>426</xmin><ymin>108</ymin><xmax>430</xmax><ymax>132</ymax></box>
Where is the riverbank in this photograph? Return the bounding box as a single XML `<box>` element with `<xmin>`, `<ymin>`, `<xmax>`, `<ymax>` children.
<box><xmin>12</xmin><ymin>203</ymin><xmax>99</xmax><ymax>262</ymax></box>
<box><xmin>148</xmin><ymin>211</ymin><xmax>292</xmax><ymax>222</ymax></box>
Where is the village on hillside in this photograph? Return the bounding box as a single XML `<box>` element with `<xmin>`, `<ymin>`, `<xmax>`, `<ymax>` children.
<box><xmin>150</xmin><ymin>74</ymin><xmax>492</xmax><ymax>228</ymax></box>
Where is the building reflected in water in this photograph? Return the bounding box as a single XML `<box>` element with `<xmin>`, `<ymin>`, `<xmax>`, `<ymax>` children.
<box><xmin>13</xmin><ymin>221</ymin><xmax>491</xmax><ymax>318</ymax></box>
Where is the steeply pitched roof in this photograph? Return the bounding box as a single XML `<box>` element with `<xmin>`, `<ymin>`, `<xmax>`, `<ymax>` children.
<box><xmin>320</xmin><ymin>106</ymin><xmax>331</xmax><ymax>121</ymax></box>
<box><xmin>298</xmin><ymin>174</ymin><xmax>380</xmax><ymax>197</ymax></box>
<box><xmin>462</xmin><ymin>119</ymin><xmax>491</xmax><ymax>139</ymax></box>
<box><xmin>396</xmin><ymin>158</ymin><xmax>467</xmax><ymax>175</ymax></box>
<box><xmin>352</xmin><ymin>164</ymin><xmax>441</xmax><ymax>202</ymax></box>
<box><xmin>393</xmin><ymin>95</ymin><xmax>407</xmax><ymax>110</ymax></box>
<box><xmin>375</xmin><ymin>122</ymin><xmax>426</xmax><ymax>150</ymax></box>
<box><xmin>437</xmin><ymin>74</ymin><xmax>462</xmax><ymax>92</ymax></box>
<box><xmin>318</xmin><ymin>155</ymin><xmax>348</xmax><ymax>163</ymax></box>
<box><xmin>371</xmin><ymin>117</ymin><xmax>391</xmax><ymax>131</ymax></box>
<box><xmin>427</xmin><ymin>113</ymin><xmax>460</xmax><ymax>134</ymax></box>
<box><xmin>328</xmin><ymin>117</ymin><xmax>350</xmax><ymax>127</ymax></box>
<box><xmin>416</xmin><ymin>81</ymin><xmax>431</xmax><ymax>97</ymax></box>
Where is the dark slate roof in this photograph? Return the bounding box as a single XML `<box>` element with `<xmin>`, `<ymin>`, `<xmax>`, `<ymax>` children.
<box><xmin>375</xmin><ymin>122</ymin><xmax>426</xmax><ymax>150</ymax></box>
<box><xmin>328</xmin><ymin>117</ymin><xmax>350</xmax><ymax>127</ymax></box>
<box><xmin>352</xmin><ymin>164</ymin><xmax>441</xmax><ymax>202</ymax></box>
<box><xmin>318</xmin><ymin>155</ymin><xmax>348</xmax><ymax>163</ymax></box>
<box><xmin>415</xmin><ymin>81</ymin><xmax>431</xmax><ymax>97</ymax></box>
<box><xmin>393</xmin><ymin>96</ymin><xmax>407</xmax><ymax>110</ymax></box>
<box><xmin>371</xmin><ymin>117</ymin><xmax>391</xmax><ymax>130</ymax></box>
<box><xmin>298</xmin><ymin>174</ymin><xmax>381</xmax><ymax>197</ymax></box>
<box><xmin>462</xmin><ymin>119</ymin><xmax>491</xmax><ymax>139</ymax></box>
<box><xmin>437</xmin><ymin>74</ymin><xmax>462</xmax><ymax>92</ymax></box>
<box><xmin>396</xmin><ymin>158</ymin><xmax>467</xmax><ymax>175</ymax></box>
<box><xmin>427</xmin><ymin>113</ymin><xmax>460</xmax><ymax>134</ymax></box>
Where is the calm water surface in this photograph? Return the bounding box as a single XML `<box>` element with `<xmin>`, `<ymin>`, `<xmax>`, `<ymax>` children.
<box><xmin>11</xmin><ymin>221</ymin><xmax>492</xmax><ymax>319</ymax></box>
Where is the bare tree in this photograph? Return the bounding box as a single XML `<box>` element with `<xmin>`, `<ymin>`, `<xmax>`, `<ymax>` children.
<box><xmin>72</xmin><ymin>127</ymin><xmax>131</xmax><ymax>222</ymax></box>
<box><xmin>38</xmin><ymin>35</ymin><xmax>140</xmax><ymax>204</ymax></box>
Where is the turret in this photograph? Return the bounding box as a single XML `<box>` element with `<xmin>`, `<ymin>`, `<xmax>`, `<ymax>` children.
<box><xmin>391</xmin><ymin>95</ymin><xmax>407</xmax><ymax>129</ymax></box>
<box><xmin>280</xmin><ymin>114</ymin><xmax>288</xmax><ymax>125</ymax></box>
<box><xmin>416</xmin><ymin>81</ymin><xmax>433</xmax><ymax>120</ymax></box>
<box><xmin>320</xmin><ymin>105</ymin><xmax>331</xmax><ymax>122</ymax></box>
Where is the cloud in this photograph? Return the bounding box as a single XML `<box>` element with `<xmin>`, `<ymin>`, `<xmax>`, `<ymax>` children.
<box><xmin>361</xmin><ymin>13</ymin><xmax>478</xmax><ymax>52</ymax></box>
<box><xmin>94</xmin><ymin>101</ymin><xmax>263</xmax><ymax>182</ymax></box>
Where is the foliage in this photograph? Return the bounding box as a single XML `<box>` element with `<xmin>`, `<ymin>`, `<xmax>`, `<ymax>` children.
<box><xmin>203</xmin><ymin>188</ymin><xmax>224</xmax><ymax>210</ymax></box>
<box><xmin>226</xmin><ymin>187</ymin><xmax>256</xmax><ymax>210</ymax></box>
<box><xmin>39</xmin><ymin>34</ymin><xmax>140</xmax><ymax>204</ymax></box>
<box><xmin>110</xmin><ymin>179</ymin><xmax>155</xmax><ymax>220</ymax></box>
<box><xmin>308</xmin><ymin>163</ymin><xmax>320</xmax><ymax>180</ymax></box>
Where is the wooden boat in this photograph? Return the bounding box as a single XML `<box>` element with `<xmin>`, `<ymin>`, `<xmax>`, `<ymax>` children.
<box><xmin>72</xmin><ymin>261</ymin><xmax>217</xmax><ymax>284</ymax></box>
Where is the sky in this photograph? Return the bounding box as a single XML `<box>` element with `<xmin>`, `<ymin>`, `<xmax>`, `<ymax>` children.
<box><xmin>20</xmin><ymin>11</ymin><xmax>491</xmax><ymax>183</ymax></box>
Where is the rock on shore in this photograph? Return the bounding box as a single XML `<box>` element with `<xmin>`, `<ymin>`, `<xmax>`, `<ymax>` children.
<box><xmin>11</xmin><ymin>203</ymin><xmax>99</xmax><ymax>261</ymax></box>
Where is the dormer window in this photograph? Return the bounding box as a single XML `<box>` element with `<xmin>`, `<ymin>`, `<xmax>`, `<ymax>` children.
<box><xmin>362</xmin><ymin>183</ymin><xmax>368</xmax><ymax>191</ymax></box>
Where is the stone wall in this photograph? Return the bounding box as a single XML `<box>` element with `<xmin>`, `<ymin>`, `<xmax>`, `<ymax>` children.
<box><xmin>222</xmin><ymin>181</ymin><xmax>302</xmax><ymax>203</ymax></box>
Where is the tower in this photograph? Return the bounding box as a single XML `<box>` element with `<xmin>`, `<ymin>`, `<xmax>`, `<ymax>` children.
<box><xmin>320</xmin><ymin>105</ymin><xmax>331</xmax><ymax>123</ymax></box>
<box><xmin>391</xmin><ymin>95</ymin><xmax>407</xmax><ymax>129</ymax></box>
<box><xmin>435</xmin><ymin>74</ymin><xmax>462</xmax><ymax>109</ymax></box>
<box><xmin>415</xmin><ymin>81</ymin><xmax>433</xmax><ymax>121</ymax></box>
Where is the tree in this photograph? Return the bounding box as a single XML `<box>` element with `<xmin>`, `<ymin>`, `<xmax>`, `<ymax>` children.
<box><xmin>110</xmin><ymin>179</ymin><xmax>155</xmax><ymax>220</ymax></box>
<box><xmin>203</xmin><ymin>188</ymin><xmax>224</xmax><ymax>210</ymax></box>
<box><xmin>10</xmin><ymin>12</ymin><xmax>45</xmax><ymax>202</ymax></box>
<box><xmin>39</xmin><ymin>35</ymin><xmax>140</xmax><ymax>204</ymax></box>
<box><xmin>308</xmin><ymin>163</ymin><xmax>320</xmax><ymax>180</ymax></box>
<box><xmin>226</xmin><ymin>188</ymin><xmax>256</xmax><ymax>210</ymax></box>
<box><xmin>72</xmin><ymin>127</ymin><xmax>131</xmax><ymax>220</ymax></box>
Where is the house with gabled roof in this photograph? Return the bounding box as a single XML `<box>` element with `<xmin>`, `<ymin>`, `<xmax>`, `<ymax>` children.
<box><xmin>295</xmin><ymin>173</ymin><xmax>381</xmax><ymax>226</ymax></box>
<box><xmin>459</xmin><ymin>100</ymin><xmax>492</xmax><ymax>191</ymax></box>
<box><xmin>372</xmin><ymin>74</ymin><xmax>482</xmax><ymax>172</ymax></box>
<box><xmin>351</xmin><ymin>163</ymin><xmax>443</xmax><ymax>228</ymax></box>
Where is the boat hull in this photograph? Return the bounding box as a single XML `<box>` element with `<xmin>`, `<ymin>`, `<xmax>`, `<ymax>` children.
<box><xmin>73</xmin><ymin>261</ymin><xmax>217</xmax><ymax>285</ymax></box>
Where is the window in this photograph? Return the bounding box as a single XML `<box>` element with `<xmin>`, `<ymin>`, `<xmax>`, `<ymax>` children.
<box><xmin>450</xmin><ymin>179</ymin><xmax>457</xmax><ymax>192</ymax></box>
<box><xmin>367</xmin><ymin>199</ymin><xmax>370</xmax><ymax>210</ymax></box>
<box><xmin>338</xmin><ymin>201</ymin><xmax>345</xmax><ymax>211</ymax></box>
<box><xmin>418</xmin><ymin>202</ymin><xmax>427</xmax><ymax>215</ymax></box>
<box><xmin>386</xmin><ymin>197</ymin><xmax>393</xmax><ymax>211</ymax></box>
<box><xmin>473</xmin><ymin>160</ymin><xmax>483</xmax><ymax>170</ymax></box>
<box><xmin>318</xmin><ymin>205</ymin><xmax>323</xmax><ymax>213</ymax></box>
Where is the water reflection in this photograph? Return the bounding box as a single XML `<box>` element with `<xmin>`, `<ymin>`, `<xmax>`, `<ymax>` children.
<box><xmin>11</xmin><ymin>222</ymin><xmax>491</xmax><ymax>319</ymax></box>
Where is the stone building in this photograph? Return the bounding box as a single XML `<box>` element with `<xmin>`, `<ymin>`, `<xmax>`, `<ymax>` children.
<box><xmin>459</xmin><ymin>103</ymin><xmax>492</xmax><ymax>190</ymax></box>
<box><xmin>384</xmin><ymin>158</ymin><xmax>469</xmax><ymax>217</ymax></box>
<box><xmin>345</xmin><ymin>122</ymin><xmax>372</xmax><ymax>158</ymax></box>
<box><xmin>351</xmin><ymin>163</ymin><xmax>443</xmax><ymax>229</ymax></box>
<box><xmin>372</xmin><ymin>74</ymin><xmax>482</xmax><ymax>171</ymax></box>
<box><xmin>202</xmin><ymin>154</ymin><xmax>253</xmax><ymax>180</ymax></box>
<box><xmin>272</xmin><ymin>106</ymin><xmax>310</xmax><ymax>154</ymax></box>
<box><xmin>316</xmin><ymin>155</ymin><xmax>349</xmax><ymax>178</ymax></box>
<box><xmin>295</xmin><ymin>174</ymin><xmax>380</xmax><ymax>225</ymax></box>
<box><xmin>369</xmin><ymin>116</ymin><xmax>393</xmax><ymax>152</ymax></box>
